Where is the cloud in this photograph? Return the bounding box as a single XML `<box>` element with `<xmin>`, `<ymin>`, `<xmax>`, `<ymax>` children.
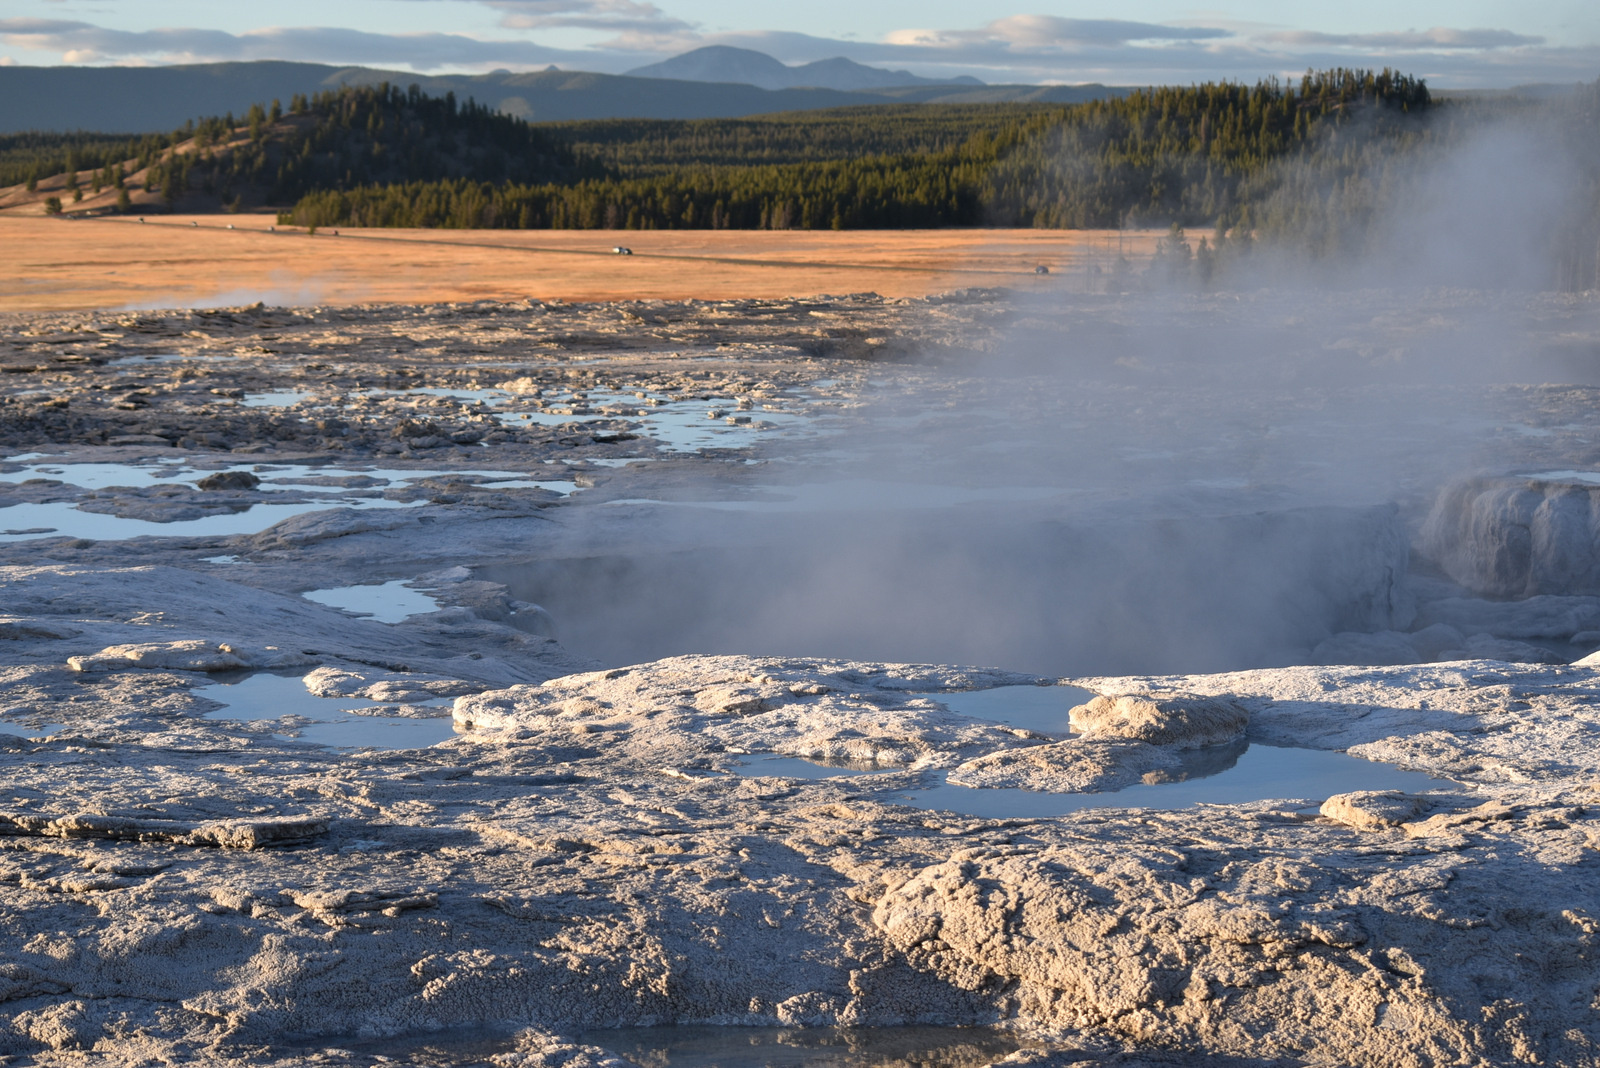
<box><xmin>1265</xmin><ymin>27</ymin><xmax>1545</xmax><ymax>51</ymax></box>
<box><xmin>0</xmin><ymin>18</ymin><xmax>604</xmax><ymax>70</ymax></box>
<box><xmin>482</xmin><ymin>0</ymin><xmax>689</xmax><ymax>34</ymax></box>
<box><xmin>885</xmin><ymin>16</ymin><xmax>1231</xmax><ymax>51</ymax></box>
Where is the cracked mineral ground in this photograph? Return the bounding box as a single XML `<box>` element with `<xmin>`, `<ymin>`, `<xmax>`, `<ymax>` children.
<box><xmin>3</xmin><ymin>287</ymin><xmax>1600</xmax><ymax>1067</ymax></box>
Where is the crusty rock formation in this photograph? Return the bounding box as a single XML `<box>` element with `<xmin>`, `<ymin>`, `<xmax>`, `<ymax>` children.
<box><xmin>1066</xmin><ymin>693</ymin><xmax>1248</xmax><ymax>748</ymax></box>
<box><xmin>1421</xmin><ymin>475</ymin><xmax>1600</xmax><ymax>598</ymax></box>
<box><xmin>1</xmin><ymin>641</ymin><xmax>1597</xmax><ymax>1067</ymax></box>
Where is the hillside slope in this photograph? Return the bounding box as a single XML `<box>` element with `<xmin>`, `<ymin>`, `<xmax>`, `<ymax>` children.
<box><xmin>0</xmin><ymin>61</ymin><xmax>1127</xmax><ymax>134</ymax></box>
<box><xmin>0</xmin><ymin>84</ymin><xmax>579</xmax><ymax>217</ymax></box>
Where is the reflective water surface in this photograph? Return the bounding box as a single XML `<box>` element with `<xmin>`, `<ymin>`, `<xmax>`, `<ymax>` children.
<box><xmin>902</xmin><ymin>744</ymin><xmax>1460</xmax><ymax>818</ymax></box>
<box><xmin>195</xmin><ymin>672</ymin><xmax>456</xmax><ymax>749</ymax></box>
<box><xmin>935</xmin><ymin>684</ymin><xmax>1098</xmax><ymax>736</ymax></box>
<box><xmin>302</xmin><ymin>581</ymin><xmax>442</xmax><ymax>623</ymax></box>
<box><xmin>0</xmin><ymin>456</ymin><xmax>574</xmax><ymax>541</ymax></box>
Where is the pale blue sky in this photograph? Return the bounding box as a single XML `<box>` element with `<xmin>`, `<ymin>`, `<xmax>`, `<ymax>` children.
<box><xmin>2</xmin><ymin>0</ymin><xmax>1595</xmax><ymax>87</ymax></box>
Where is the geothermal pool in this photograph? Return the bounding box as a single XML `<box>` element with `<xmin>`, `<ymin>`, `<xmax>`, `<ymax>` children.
<box><xmin>195</xmin><ymin>671</ymin><xmax>457</xmax><ymax>749</ymax></box>
<box><xmin>3</xmin><ymin>290</ymin><xmax>1599</xmax><ymax>1068</ymax></box>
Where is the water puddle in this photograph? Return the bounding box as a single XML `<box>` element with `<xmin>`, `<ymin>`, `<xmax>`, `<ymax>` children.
<box><xmin>0</xmin><ymin>459</ymin><xmax>192</xmax><ymax>490</ymax></box>
<box><xmin>0</xmin><ymin>458</ymin><xmax>564</xmax><ymax>495</ymax></box>
<box><xmin>332</xmin><ymin>385</ymin><xmax>825</xmax><ymax>455</ymax></box>
<box><xmin>194</xmin><ymin>672</ymin><xmax>456</xmax><ymax>749</ymax></box>
<box><xmin>241</xmin><ymin>390</ymin><xmax>312</xmax><ymax>408</ymax></box>
<box><xmin>0</xmin><ymin>497</ymin><xmax>427</xmax><ymax>542</ymax></box>
<box><xmin>302</xmin><ymin>581</ymin><xmax>442</xmax><ymax>623</ymax></box>
<box><xmin>935</xmin><ymin>684</ymin><xmax>1096</xmax><ymax>736</ymax></box>
<box><xmin>105</xmin><ymin>352</ymin><xmax>188</xmax><ymax>366</ymax></box>
<box><xmin>0</xmin><ymin>721</ymin><xmax>67</xmax><ymax>740</ymax></box>
<box><xmin>576</xmin><ymin>1026</ymin><xmax>1028</xmax><ymax>1068</ymax></box>
<box><xmin>901</xmin><ymin>744</ymin><xmax>1460</xmax><ymax>818</ymax></box>
<box><xmin>0</xmin><ymin>459</ymin><xmax>577</xmax><ymax>542</ymax></box>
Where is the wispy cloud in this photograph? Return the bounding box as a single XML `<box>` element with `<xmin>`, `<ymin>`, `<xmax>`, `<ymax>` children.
<box><xmin>481</xmin><ymin>0</ymin><xmax>689</xmax><ymax>34</ymax></box>
<box><xmin>1264</xmin><ymin>27</ymin><xmax>1545</xmax><ymax>51</ymax></box>
<box><xmin>0</xmin><ymin>18</ymin><xmax>603</xmax><ymax>70</ymax></box>
<box><xmin>883</xmin><ymin>16</ymin><xmax>1231</xmax><ymax>51</ymax></box>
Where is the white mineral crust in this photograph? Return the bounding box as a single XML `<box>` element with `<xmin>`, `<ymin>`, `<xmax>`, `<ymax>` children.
<box><xmin>3</xmin><ymin>292</ymin><xmax>1600</xmax><ymax>1066</ymax></box>
<box><xmin>1</xmin><ymin>621</ymin><xmax>1597</xmax><ymax>1066</ymax></box>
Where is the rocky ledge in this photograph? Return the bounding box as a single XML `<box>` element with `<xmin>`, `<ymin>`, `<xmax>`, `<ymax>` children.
<box><xmin>0</xmin><ymin>634</ymin><xmax>1595</xmax><ymax>1066</ymax></box>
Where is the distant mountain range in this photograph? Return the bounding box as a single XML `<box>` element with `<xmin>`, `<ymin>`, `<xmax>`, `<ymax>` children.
<box><xmin>625</xmin><ymin>45</ymin><xmax>984</xmax><ymax>91</ymax></box>
<box><xmin>0</xmin><ymin>56</ymin><xmax>1127</xmax><ymax>134</ymax></box>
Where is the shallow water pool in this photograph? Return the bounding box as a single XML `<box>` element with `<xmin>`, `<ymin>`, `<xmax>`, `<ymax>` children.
<box><xmin>195</xmin><ymin>672</ymin><xmax>457</xmax><ymax>750</ymax></box>
<box><xmin>0</xmin><ymin>459</ymin><xmax>575</xmax><ymax>542</ymax></box>
<box><xmin>936</xmin><ymin>684</ymin><xmax>1097</xmax><ymax>735</ymax></box>
<box><xmin>241</xmin><ymin>389</ymin><xmax>312</xmax><ymax>408</ymax></box>
<box><xmin>901</xmin><ymin>743</ymin><xmax>1459</xmax><ymax>818</ymax></box>
<box><xmin>104</xmin><ymin>352</ymin><xmax>189</xmax><ymax>366</ymax></box>
<box><xmin>0</xmin><ymin>496</ymin><xmax>427</xmax><ymax>542</ymax></box>
<box><xmin>302</xmin><ymin>580</ymin><xmax>442</xmax><ymax>623</ymax></box>
<box><xmin>0</xmin><ymin>721</ymin><xmax>67</xmax><ymax>740</ymax></box>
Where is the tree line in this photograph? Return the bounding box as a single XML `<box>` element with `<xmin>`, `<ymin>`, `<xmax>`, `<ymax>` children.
<box><xmin>6</xmin><ymin>69</ymin><xmax>1437</xmax><ymax>229</ymax></box>
<box><xmin>4</xmin><ymin>84</ymin><xmax>579</xmax><ymax>211</ymax></box>
<box><xmin>282</xmin><ymin>69</ymin><xmax>1442</xmax><ymax>232</ymax></box>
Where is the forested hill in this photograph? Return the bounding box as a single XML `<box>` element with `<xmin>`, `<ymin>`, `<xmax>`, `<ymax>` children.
<box><xmin>6</xmin><ymin>67</ymin><xmax>1549</xmax><ymax>243</ymax></box>
<box><xmin>0</xmin><ymin>84</ymin><xmax>581</xmax><ymax>215</ymax></box>
<box><xmin>284</xmin><ymin>69</ymin><xmax>1442</xmax><ymax>231</ymax></box>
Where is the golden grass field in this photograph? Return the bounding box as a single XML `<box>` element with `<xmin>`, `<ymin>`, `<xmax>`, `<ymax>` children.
<box><xmin>0</xmin><ymin>215</ymin><xmax>1164</xmax><ymax>312</ymax></box>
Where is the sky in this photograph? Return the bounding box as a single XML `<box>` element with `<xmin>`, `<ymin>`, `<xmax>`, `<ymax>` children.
<box><xmin>1</xmin><ymin>0</ymin><xmax>1595</xmax><ymax>88</ymax></box>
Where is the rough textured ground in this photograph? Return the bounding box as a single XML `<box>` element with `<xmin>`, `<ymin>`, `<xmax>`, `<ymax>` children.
<box><xmin>2</xmin><ymin>287</ymin><xmax>1600</xmax><ymax>1066</ymax></box>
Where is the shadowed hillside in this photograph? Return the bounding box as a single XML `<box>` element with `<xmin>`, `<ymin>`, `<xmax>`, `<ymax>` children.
<box><xmin>0</xmin><ymin>84</ymin><xmax>579</xmax><ymax>216</ymax></box>
<box><xmin>0</xmin><ymin>60</ymin><xmax>1126</xmax><ymax>134</ymax></box>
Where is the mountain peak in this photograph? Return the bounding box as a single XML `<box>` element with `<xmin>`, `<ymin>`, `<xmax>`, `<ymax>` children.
<box><xmin>625</xmin><ymin>46</ymin><xmax>982</xmax><ymax>92</ymax></box>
